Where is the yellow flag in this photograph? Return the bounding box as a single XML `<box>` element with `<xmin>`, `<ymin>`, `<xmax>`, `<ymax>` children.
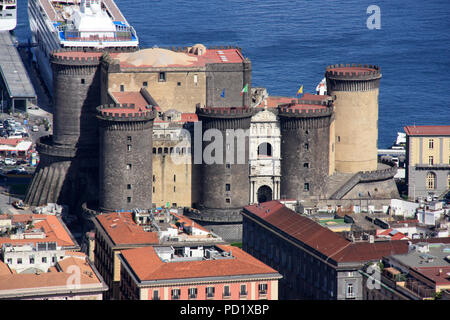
<box><xmin>296</xmin><ymin>85</ymin><xmax>303</xmax><ymax>96</ymax></box>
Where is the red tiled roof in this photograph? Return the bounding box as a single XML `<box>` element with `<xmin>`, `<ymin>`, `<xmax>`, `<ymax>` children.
<box><xmin>180</xmin><ymin>113</ymin><xmax>198</xmax><ymax>122</ymax></box>
<box><xmin>120</xmin><ymin>244</ymin><xmax>280</xmax><ymax>282</ymax></box>
<box><xmin>414</xmin><ymin>266</ymin><xmax>450</xmax><ymax>286</ymax></box>
<box><xmin>111</xmin><ymin>48</ymin><xmax>244</xmax><ymax>69</ymax></box>
<box><xmin>0</xmin><ymin>138</ymin><xmax>23</xmax><ymax>146</ymax></box>
<box><xmin>52</xmin><ymin>51</ymin><xmax>103</xmax><ymax>59</ymax></box>
<box><xmin>0</xmin><ymin>215</ymin><xmax>76</xmax><ymax>248</ymax></box>
<box><xmin>96</xmin><ymin>212</ymin><xmax>159</xmax><ymax>246</ymax></box>
<box><xmin>243</xmin><ymin>201</ymin><xmax>409</xmax><ymax>263</ymax></box>
<box><xmin>299</xmin><ymin>93</ymin><xmax>332</xmax><ymax>101</ymax></box>
<box><xmin>331</xmin><ymin>241</ymin><xmax>408</xmax><ymax>263</ymax></box>
<box><xmin>264</xmin><ymin>96</ymin><xmax>296</xmax><ymax>108</ymax></box>
<box><xmin>110</xmin><ymin>91</ymin><xmax>151</xmax><ymax>109</ymax></box>
<box><xmin>404</xmin><ymin>125</ymin><xmax>450</xmax><ymax>136</ymax></box>
<box><xmin>243</xmin><ymin>201</ymin><xmax>350</xmax><ymax>257</ymax></box>
<box><xmin>326</xmin><ymin>66</ymin><xmax>377</xmax><ymax>74</ymax></box>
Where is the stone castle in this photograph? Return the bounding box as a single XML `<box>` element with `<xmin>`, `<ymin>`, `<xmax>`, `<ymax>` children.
<box><xmin>24</xmin><ymin>44</ymin><xmax>399</xmax><ymax>241</ymax></box>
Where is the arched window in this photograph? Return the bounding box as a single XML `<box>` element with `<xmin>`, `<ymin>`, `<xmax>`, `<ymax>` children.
<box><xmin>426</xmin><ymin>172</ymin><xmax>436</xmax><ymax>190</ymax></box>
<box><xmin>158</xmin><ymin>148</ymin><xmax>162</xmax><ymax>154</ymax></box>
<box><xmin>257</xmin><ymin>142</ymin><xmax>272</xmax><ymax>157</ymax></box>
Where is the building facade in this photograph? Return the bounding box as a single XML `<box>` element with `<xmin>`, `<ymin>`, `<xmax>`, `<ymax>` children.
<box><xmin>241</xmin><ymin>201</ymin><xmax>409</xmax><ymax>300</ymax></box>
<box><xmin>404</xmin><ymin>125</ymin><xmax>450</xmax><ymax>200</ymax></box>
<box><xmin>118</xmin><ymin>244</ymin><xmax>282</xmax><ymax>300</ymax></box>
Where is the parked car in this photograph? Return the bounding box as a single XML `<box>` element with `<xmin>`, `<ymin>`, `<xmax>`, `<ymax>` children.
<box><xmin>32</xmin><ymin>125</ymin><xmax>39</xmax><ymax>132</ymax></box>
<box><xmin>4</xmin><ymin>158</ymin><xmax>16</xmax><ymax>166</ymax></box>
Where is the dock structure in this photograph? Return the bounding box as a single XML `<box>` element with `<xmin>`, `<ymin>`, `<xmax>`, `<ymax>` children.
<box><xmin>0</xmin><ymin>31</ymin><xmax>37</xmax><ymax>113</ymax></box>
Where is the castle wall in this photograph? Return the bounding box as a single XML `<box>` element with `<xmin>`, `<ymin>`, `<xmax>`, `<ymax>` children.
<box><xmin>152</xmin><ymin>140</ymin><xmax>201</xmax><ymax>208</ymax></box>
<box><xmin>279</xmin><ymin>111</ymin><xmax>333</xmax><ymax>200</ymax></box>
<box><xmin>205</xmin><ymin>61</ymin><xmax>251</xmax><ymax>108</ymax></box>
<box><xmin>106</xmin><ymin>70</ymin><xmax>206</xmax><ymax>113</ymax></box>
<box><xmin>99</xmin><ymin>118</ymin><xmax>154</xmax><ymax>212</ymax></box>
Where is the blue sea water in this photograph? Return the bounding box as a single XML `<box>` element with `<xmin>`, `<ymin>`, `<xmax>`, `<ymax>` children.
<box><xmin>14</xmin><ymin>0</ymin><xmax>450</xmax><ymax>148</ymax></box>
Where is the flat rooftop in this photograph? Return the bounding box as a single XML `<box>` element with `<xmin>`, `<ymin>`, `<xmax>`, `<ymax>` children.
<box><xmin>390</xmin><ymin>243</ymin><xmax>450</xmax><ymax>269</ymax></box>
<box><xmin>0</xmin><ymin>31</ymin><xmax>36</xmax><ymax>99</ymax></box>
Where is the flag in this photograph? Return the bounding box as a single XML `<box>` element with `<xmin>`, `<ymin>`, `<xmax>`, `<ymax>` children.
<box><xmin>220</xmin><ymin>89</ymin><xmax>225</xmax><ymax>98</ymax></box>
<box><xmin>240</xmin><ymin>83</ymin><xmax>248</xmax><ymax>96</ymax></box>
<box><xmin>165</xmin><ymin>201</ymin><xmax>170</xmax><ymax>208</ymax></box>
<box><xmin>296</xmin><ymin>85</ymin><xmax>303</xmax><ymax>96</ymax></box>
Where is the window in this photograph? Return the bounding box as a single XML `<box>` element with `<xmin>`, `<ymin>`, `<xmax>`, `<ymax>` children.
<box><xmin>152</xmin><ymin>290</ymin><xmax>160</xmax><ymax>300</ymax></box>
<box><xmin>153</xmin><ymin>175</ymin><xmax>155</xmax><ymax>182</ymax></box>
<box><xmin>428</xmin><ymin>139</ymin><xmax>434</xmax><ymax>149</ymax></box>
<box><xmin>258</xmin><ymin>283</ymin><xmax>268</xmax><ymax>295</ymax></box>
<box><xmin>226</xmin><ymin>184</ymin><xmax>231</xmax><ymax>191</ymax></box>
<box><xmin>428</xmin><ymin>156</ymin><xmax>434</xmax><ymax>165</ymax></box>
<box><xmin>143</xmin><ymin>81</ymin><xmax>148</xmax><ymax>87</ymax></box>
<box><xmin>240</xmin><ymin>284</ymin><xmax>247</xmax><ymax>297</ymax></box>
<box><xmin>223</xmin><ymin>285</ymin><xmax>231</xmax><ymax>298</ymax></box>
<box><xmin>120</xmin><ymin>84</ymin><xmax>124</xmax><ymax>92</ymax></box>
<box><xmin>159</xmin><ymin>72</ymin><xmax>166</xmax><ymax>82</ymax></box>
<box><xmin>152</xmin><ymin>186</ymin><xmax>155</xmax><ymax>193</ymax></box>
<box><xmin>226</xmin><ymin>163</ymin><xmax>231</xmax><ymax>169</ymax></box>
<box><xmin>257</xmin><ymin>143</ymin><xmax>272</xmax><ymax>157</ymax></box>
<box><xmin>337</xmin><ymin>136</ymin><xmax>340</xmax><ymax>142</ymax></box>
<box><xmin>127</xmin><ymin>197</ymin><xmax>131</xmax><ymax>203</ymax></box>
<box><xmin>194</xmin><ymin>74</ymin><xmax>198</xmax><ymax>85</ymax></box>
<box><xmin>42</xmin><ymin>257</ymin><xmax>47</xmax><ymax>263</ymax></box>
<box><xmin>426</xmin><ymin>172</ymin><xmax>436</xmax><ymax>190</ymax></box>
<box><xmin>188</xmin><ymin>288</ymin><xmax>197</xmax><ymax>299</ymax></box>
<box><xmin>173</xmin><ymin>186</ymin><xmax>176</xmax><ymax>192</ymax></box>
<box><xmin>177</xmin><ymin>82</ymin><xmax>181</xmax><ymax>86</ymax></box>
<box><xmin>126</xmin><ymin>164</ymin><xmax>132</xmax><ymax>170</ymax></box>
<box><xmin>127</xmin><ymin>184</ymin><xmax>131</xmax><ymax>190</ymax></box>
<box><xmin>6</xmin><ymin>258</ymin><xmax>12</xmax><ymax>264</ymax></box>
<box><xmin>303</xmin><ymin>163</ymin><xmax>309</xmax><ymax>168</ymax></box>
<box><xmin>173</xmin><ymin>175</ymin><xmax>176</xmax><ymax>182</ymax></box>
<box><xmin>29</xmin><ymin>257</ymin><xmax>34</xmax><ymax>264</ymax></box>
<box><xmin>52</xmin><ymin>256</ymin><xmax>56</xmax><ymax>263</ymax></box>
<box><xmin>171</xmin><ymin>289</ymin><xmax>180</xmax><ymax>300</ymax></box>
<box><xmin>127</xmin><ymin>136</ymin><xmax>132</xmax><ymax>142</ymax></box>
<box><xmin>206</xmin><ymin>286</ymin><xmax>215</xmax><ymax>298</ymax></box>
<box><xmin>127</xmin><ymin>145</ymin><xmax>131</xmax><ymax>151</ymax></box>
<box><xmin>17</xmin><ymin>258</ymin><xmax>22</xmax><ymax>264</ymax></box>
<box><xmin>304</xmin><ymin>183</ymin><xmax>310</xmax><ymax>191</ymax></box>
<box><xmin>346</xmin><ymin>283</ymin><xmax>355</xmax><ymax>299</ymax></box>
<box><xmin>81</xmin><ymin>78</ymin><xmax>85</xmax><ymax>84</ymax></box>
<box><xmin>304</xmin><ymin>143</ymin><xmax>309</xmax><ymax>150</ymax></box>
<box><xmin>226</xmin><ymin>198</ymin><xmax>230</xmax><ymax>204</ymax></box>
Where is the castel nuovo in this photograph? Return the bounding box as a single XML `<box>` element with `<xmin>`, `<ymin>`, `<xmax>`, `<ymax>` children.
<box><xmin>24</xmin><ymin>45</ymin><xmax>399</xmax><ymax>242</ymax></box>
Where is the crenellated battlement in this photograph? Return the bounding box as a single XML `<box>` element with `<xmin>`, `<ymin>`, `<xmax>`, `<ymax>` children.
<box><xmin>278</xmin><ymin>99</ymin><xmax>333</xmax><ymax>118</ymax></box>
<box><xmin>50</xmin><ymin>49</ymin><xmax>104</xmax><ymax>66</ymax></box>
<box><xmin>325</xmin><ymin>64</ymin><xmax>381</xmax><ymax>80</ymax></box>
<box><xmin>96</xmin><ymin>103</ymin><xmax>157</xmax><ymax>122</ymax></box>
<box><xmin>196</xmin><ymin>106</ymin><xmax>255</xmax><ymax>119</ymax></box>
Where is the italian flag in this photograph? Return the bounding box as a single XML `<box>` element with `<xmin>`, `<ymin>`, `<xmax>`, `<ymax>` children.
<box><xmin>240</xmin><ymin>83</ymin><xmax>248</xmax><ymax>96</ymax></box>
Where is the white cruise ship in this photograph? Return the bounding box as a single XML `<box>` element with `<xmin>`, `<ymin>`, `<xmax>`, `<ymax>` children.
<box><xmin>0</xmin><ymin>0</ymin><xmax>17</xmax><ymax>31</ymax></box>
<box><xmin>28</xmin><ymin>0</ymin><xmax>139</xmax><ymax>95</ymax></box>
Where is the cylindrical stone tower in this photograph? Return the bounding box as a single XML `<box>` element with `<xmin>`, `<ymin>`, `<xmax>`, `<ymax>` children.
<box><xmin>186</xmin><ymin>106</ymin><xmax>254</xmax><ymax>242</ymax></box>
<box><xmin>25</xmin><ymin>51</ymin><xmax>103</xmax><ymax>209</ymax></box>
<box><xmin>97</xmin><ymin>103</ymin><xmax>156</xmax><ymax>212</ymax></box>
<box><xmin>326</xmin><ymin>64</ymin><xmax>381</xmax><ymax>173</ymax></box>
<box><xmin>278</xmin><ymin>100</ymin><xmax>334</xmax><ymax>200</ymax></box>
